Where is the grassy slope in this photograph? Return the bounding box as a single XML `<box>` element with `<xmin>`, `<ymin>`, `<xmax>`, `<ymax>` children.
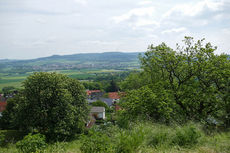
<box><xmin>1</xmin><ymin>123</ymin><xmax>230</xmax><ymax>153</ymax></box>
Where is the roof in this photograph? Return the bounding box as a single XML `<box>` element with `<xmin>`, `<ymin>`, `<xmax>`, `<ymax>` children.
<box><xmin>90</xmin><ymin>106</ymin><xmax>105</xmax><ymax>113</ymax></box>
<box><xmin>108</xmin><ymin>92</ymin><xmax>120</xmax><ymax>99</ymax></box>
<box><xmin>99</xmin><ymin>98</ymin><xmax>113</xmax><ymax>107</ymax></box>
<box><xmin>86</xmin><ymin>90</ymin><xmax>101</xmax><ymax>96</ymax></box>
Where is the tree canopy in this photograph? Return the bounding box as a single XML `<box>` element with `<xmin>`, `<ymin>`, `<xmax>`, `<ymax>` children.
<box><xmin>121</xmin><ymin>37</ymin><xmax>230</xmax><ymax>126</ymax></box>
<box><xmin>0</xmin><ymin>72</ymin><xmax>89</xmax><ymax>141</ymax></box>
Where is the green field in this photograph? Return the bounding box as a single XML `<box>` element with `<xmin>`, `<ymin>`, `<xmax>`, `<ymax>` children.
<box><xmin>0</xmin><ymin>69</ymin><xmax>126</xmax><ymax>90</ymax></box>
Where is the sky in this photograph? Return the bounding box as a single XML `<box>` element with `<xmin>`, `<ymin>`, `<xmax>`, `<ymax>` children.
<box><xmin>0</xmin><ymin>0</ymin><xmax>230</xmax><ymax>59</ymax></box>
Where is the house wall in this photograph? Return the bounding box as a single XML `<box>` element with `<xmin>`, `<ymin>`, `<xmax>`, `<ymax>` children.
<box><xmin>97</xmin><ymin>112</ymin><xmax>105</xmax><ymax>119</ymax></box>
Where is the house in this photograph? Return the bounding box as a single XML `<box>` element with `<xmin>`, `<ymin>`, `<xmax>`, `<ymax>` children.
<box><xmin>90</xmin><ymin>106</ymin><xmax>105</xmax><ymax>120</ymax></box>
<box><xmin>0</xmin><ymin>102</ymin><xmax>7</xmax><ymax>117</ymax></box>
<box><xmin>86</xmin><ymin>90</ymin><xmax>104</xmax><ymax>100</ymax></box>
<box><xmin>99</xmin><ymin>98</ymin><xmax>113</xmax><ymax>107</ymax></box>
<box><xmin>108</xmin><ymin>92</ymin><xmax>125</xmax><ymax>104</ymax></box>
<box><xmin>108</xmin><ymin>92</ymin><xmax>125</xmax><ymax>111</ymax></box>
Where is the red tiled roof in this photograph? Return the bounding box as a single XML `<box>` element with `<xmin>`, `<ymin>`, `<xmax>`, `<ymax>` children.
<box><xmin>108</xmin><ymin>92</ymin><xmax>120</xmax><ymax>99</ymax></box>
<box><xmin>0</xmin><ymin>102</ymin><xmax>7</xmax><ymax>112</ymax></box>
<box><xmin>86</xmin><ymin>90</ymin><xmax>101</xmax><ymax>96</ymax></box>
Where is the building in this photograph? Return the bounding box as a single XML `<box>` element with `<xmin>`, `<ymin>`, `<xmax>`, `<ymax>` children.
<box><xmin>0</xmin><ymin>102</ymin><xmax>7</xmax><ymax>117</ymax></box>
<box><xmin>90</xmin><ymin>106</ymin><xmax>105</xmax><ymax>120</ymax></box>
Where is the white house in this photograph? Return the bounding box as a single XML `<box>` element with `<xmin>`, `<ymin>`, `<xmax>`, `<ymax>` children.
<box><xmin>90</xmin><ymin>106</ymin><xmax>105</xmax><ymax>120</ymax></box>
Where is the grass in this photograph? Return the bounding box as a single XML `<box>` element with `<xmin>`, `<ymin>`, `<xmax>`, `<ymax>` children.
<box><xmin>0</xmin><ymin>122</ymin><xmax>230</xmax><ymax>153</ymax></box>
<box><xmin>0</xmin><ymin>69</ymin><xmax>125</xmax><ymax>90</ymax></box>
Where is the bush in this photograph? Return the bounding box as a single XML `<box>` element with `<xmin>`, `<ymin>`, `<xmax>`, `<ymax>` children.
<box><xmin>115</xmin><ymin>127</ymin><xmax>145</xmax><ymax>153</ymax></box>
<box><xmin>16</xmin><ymin>133</ymin><xmax>47</xmax><ymax>153</ymax></box>
<box><xmin>45</xmin><ymin>141</ymin><xmax>67</xmax><ymax>153</ymax></box>
<box><xmin>80</xmin><ymin>131</ymin><xmax>113</xmax><ymax>153</ymax></box>
<box><xmin>115</xmin><ymin>111</ymin><xmax>130</xmax><ymax>129</ymax></box>
<box><xmin>148</xmin><ymin>131</ymin><xmax>168</xmax><ymax>147</ymax></box>
<box><xmin>171</xmin><ymin>125</ymin><xmax>201</xmax><ymax>147</ymax></box>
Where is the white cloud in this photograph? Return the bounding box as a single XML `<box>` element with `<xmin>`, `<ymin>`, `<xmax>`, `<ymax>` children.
<box><xmin>0</xmin><ymin>0</ymin><xmax>230</xmax><ymax>59</ymax></box>
<box><xmin>163</xmin><ymin>0</ymin><xmax>223</xmax><ymax>18</ymax></box>
<box><xmin>112</xmin><ymin>7</ymin><xmax>155</xmax><ymax>23</ymax></box>
<box><xmin>134</xmin><ymin>18</ymin><xmax>159</xmax><ymax>27</ymax></box>
<box><xmin>36</xmin><ymin>18</ymin><xmax>46</xmax><ymax>24</ymax></box>
<box><xmin>73</xmin><ymin>0</ymin><xmax>87</xmax><ymax>6</ymax></box>
<box><xmin>161</xmin><ymin>27</ymin><xmax>187</xmax><ymax>34</ymax></box>
<box><xmin>138</xmin><ymin>0</ymin><xmax>152</xmax><ymax>5</ymax></box>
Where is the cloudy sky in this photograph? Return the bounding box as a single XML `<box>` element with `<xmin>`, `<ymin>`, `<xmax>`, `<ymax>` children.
<box><xmin>0</xmin><ymin>0</ymin><xmax>230</xmax><ymax>59</ymax></box>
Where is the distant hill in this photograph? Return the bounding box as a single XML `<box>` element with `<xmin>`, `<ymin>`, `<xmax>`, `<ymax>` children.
<box><xmin>0</xmin><ymin>52</ymin><xmax>142</xmax><ymax>73</ymax></box>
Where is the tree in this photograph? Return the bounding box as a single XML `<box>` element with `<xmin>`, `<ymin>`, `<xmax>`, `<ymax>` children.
<box><xmin>122</xmin><ymin>37</ymin><xmax>230</xmax><ymax>124</ymax></box>
<box><xmin>91</xmin><ymin>100</ymin><xmax>108</xmax><ymax>109</ymax></box>
<box><xmin>106</xmin><ymin>79</ymin><xmax>119</xmax><ymax>92</ymax></box>
<box><xmin>121</xmin><ymin>86</ymin><xmax>173</xmax><ymax>122</ymax></box>
<box><xmin>2</xmin><ymin>86</ymin><xmax>16</xmax><ymax>95</ymax></box>
<box><xmin>1</xmin><ymin>72</ymin><xmax>89</xmax><ymax>141</ymax></box>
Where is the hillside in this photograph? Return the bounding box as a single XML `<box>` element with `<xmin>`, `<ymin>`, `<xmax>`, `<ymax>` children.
<box><xmin>0</xmin><ymin>52</ymin><xmax>141</xmax><ymax>90</ymax></box>
<box><xmin>0</xmin><ymin>52</ymin><xmax>141</xmax><ymax>73</ymax></box>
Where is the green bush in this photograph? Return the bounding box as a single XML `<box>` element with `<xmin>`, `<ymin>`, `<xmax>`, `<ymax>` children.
<box><xmin>147</xmin><ymin>131</ymin><xmax>168</xmax><ymax>147</ymax></box>
<box><xmin>80</xmin><ymin>131</ymin><xmax>113</xmax><ymax>153</ymax></box>
<box><xmin>45</xmin><ymin>141</ymin><xmax>67</xmax><ymax>153</ymax></box>
<box><xmin>16</xmin><ymin>133</ymin><xmax>47</xmax><ymax>153</ymax></box>
<box><xmin>115</xmin><ymin>111</ymin><xmax>130</xmax><ymax>129</ymax></box>
<box><xmin>171</xmin><ymin>125</ymin><xmax>201</xmax><ymax>147</ymax></box>
<box><xmin>115</xmin><ymin>128</ymin><xmax>145</xmax><ymax>153</ymax></box>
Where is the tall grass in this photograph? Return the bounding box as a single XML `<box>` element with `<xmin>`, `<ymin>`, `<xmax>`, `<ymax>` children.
<box><xmin>1</xmin><ymin>122</ymin><xmax>230</xmax><ymax>153</ymax></box>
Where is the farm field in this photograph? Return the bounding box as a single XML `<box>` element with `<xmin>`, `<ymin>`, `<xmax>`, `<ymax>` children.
<box><xmin>0</xmin><ymin>69</ymin><xmax>129</xmax><ymax>90</ymax></box>
<box><xmin>0</xmin><ymin>52</ymin><xmax>141</xmax><ymax>90</ymax></box>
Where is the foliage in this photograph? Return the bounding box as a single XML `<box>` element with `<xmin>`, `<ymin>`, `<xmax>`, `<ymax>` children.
<box><xmin>83</xmin><ymin>82</ymin><xmax>102</xmax><ymax>90</ymax></box>
<box><xmin>171</xmin><ymin>125</ymin><xmax>202</xmax><ymax>147</ymax></box>
<box><xmin>0</xmin><ymin>130</ymin><xmax>25</xmax><ymax>147</ymax></box>
<box><xmin>121</xmin><ymin>86</ymin><xmax>173</xmax><ymax>122</ymax></box>
<box><xmin>1</xmin><ymin>86</ymin><xmax>16</xmax><ymax>94</ymax></box>
<box><xmin>115</xmin><ymin>127</ymin><xmax>145</xmax><ymax>153</ymax></box>
<box><xmin>16</xmin><ymin>133</ymin><xmax>47</xmax><ymax>153</ymax></box>
<box><xmin>1</xmin><ymin>122</ymin><xmax>230</xmax><ymax>153</ymax></box>
<box><xmin>122</xmin><ymin>37</ymin><xmax>230</xmax><ymax>125</ymax></box>
<box><xmin>106</xmin><ymin>79</ymin><xmax>119</xmax><ymax>92</ymax></box>
<box><xmin>80</xmin><ymin>131</ymin><xmax>113</xmax><ymax>153</ymax></box>
<box><xmin>115</xmin><ymin>110</ymin><xmax>130</xmax><ymax>129</ymax></box>
<box><xmin>0</xmin><ymin>95</ymin><xmax>24</xmax><ymax>130</ymax></box>
<box><xmin>120</xmin><ymin>71</ymin><xmax>149</xmax><ymax>91</ymax></box>
<box><xmin>45</xmin><ymin>141</ymin><xmax>67</xmax><ymax>153</ymax></box>
<box><xmin>91</xmin><ymin>100</ymin><xmax>108</xmax><ymax>109</ymax></box>
<box><xmin>147</xmin><ymin>131</ymin><xmax>168</xmax><ymax>147</ymax></box>
<box><xmin>1</xmin><ymin>72</ymin><xmax>89</xmax><ymax>141</ymax></box>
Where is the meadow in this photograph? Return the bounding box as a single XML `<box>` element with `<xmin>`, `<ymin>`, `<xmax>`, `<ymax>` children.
<box><xmin>1</xmin><ymin>122</ymin><xmax>230</xmax><ymax>153</ymax></box>
<box><xmin>0</xmin><ymin>69</ymin><xmax>127</xmax><ymax>90</ymax></box>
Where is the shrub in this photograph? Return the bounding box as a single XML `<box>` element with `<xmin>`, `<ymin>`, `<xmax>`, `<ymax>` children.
<box><xmin>80</xmin><ymin>131</ymin><xmax>113</xmax><ymax>153</ymax></box>
<box><xmin>45</xmin><ymin>141</ymin><xmax>67</xmax><ymax>153</ymax></box>
<box><xmin>115</xmin><ymin>111</ymin><xmax>130</xmax><ymax>129</ymax></box>
<box><xmin>16</xmin><ymin>133</ymin><xmax>47</xmax><ymax>153</ymax></box>
<box><xmin>147</xmin><ymin>131</ymin><xmax>168</xmax><ymax>147</ymax></box>
<box><xmin>171</xmin><ymin>125</ymin><xmax>201</xmax><ymax>147</ymax></box>
<box><xmin>115</xmin><ymin>128</ymin><xmax>145</xmax><ymax>153</ymax></box>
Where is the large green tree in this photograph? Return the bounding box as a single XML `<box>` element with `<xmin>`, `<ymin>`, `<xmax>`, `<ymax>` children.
<box><xmin>0</xmin><ymin>72</ymin><xmax>89</xmax><ymax>141</ymax></box>
<box><xmin>121</xmin><ymin>37</ymin><xmax>230</xmax><ymax>124</ymax></box>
